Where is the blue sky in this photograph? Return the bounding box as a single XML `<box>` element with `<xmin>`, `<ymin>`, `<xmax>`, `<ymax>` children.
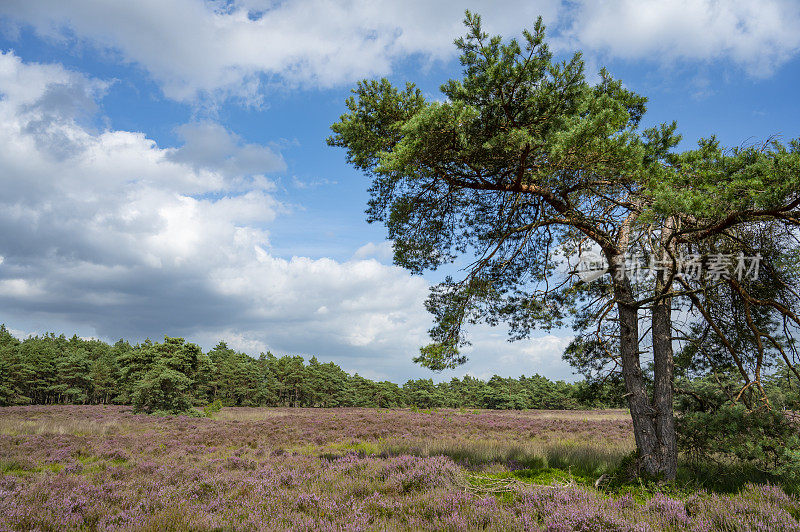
<box><xmin>0</xmin><ymin>0</ymin><xmax>798</xmax><ymax>383</ymax></box>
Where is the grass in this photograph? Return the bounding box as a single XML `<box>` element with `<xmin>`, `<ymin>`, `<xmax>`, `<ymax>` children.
<box><xmin>326</xmin><ymin>436</ymin><xmax>631</xmax><ymax>479</ymax></box>
<box><xmin>0</xmin><ymin>416</ymin><xmax>125</xmax><ymax>436</ymax></box>
<box><xmin>209</xmin><ymin>407</ymin><xmax>300</xmax><ymax>421</ymax></box>
<box><xmin>0</xmin><ymin>459</ymin><xmax>31</xmax><ymax>475</ymax></box>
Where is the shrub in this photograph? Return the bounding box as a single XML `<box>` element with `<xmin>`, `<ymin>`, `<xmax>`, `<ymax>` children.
<box><xmin>202</xmin><ymin>399</ymin><xmax>223</xmax><ymax>417</ymax></box>
<box><xmin>132</xmin><ymin>363</ymin><xmax>194</xmax><ymax>415</ymax></box>
<box><xmin>676</xmin><ymin>377</ymin><xmax>800</xmax><ymax>484</ymax></box>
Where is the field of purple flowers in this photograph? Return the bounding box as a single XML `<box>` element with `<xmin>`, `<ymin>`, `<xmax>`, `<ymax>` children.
<box><xmin>0</xmin><ymin>405</ymin><xmax>798</xmax><ymax>530</ymax></box>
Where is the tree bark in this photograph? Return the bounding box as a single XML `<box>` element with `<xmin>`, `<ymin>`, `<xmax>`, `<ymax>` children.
<box><xmin>651</xmin><ymin>218</ymin><xmax>678</xmax><ymax>480</ymax></box>
<box><xmin>610</xmin><ymin>248</ymin><xmax>677</xmax><ymax>480</ymax></box>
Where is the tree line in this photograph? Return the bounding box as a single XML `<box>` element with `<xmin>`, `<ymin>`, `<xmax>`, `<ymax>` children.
<box><xmin>0</xmin><ymin>325</ymin><xmax>625</xmax><ymax>412</ymax></box>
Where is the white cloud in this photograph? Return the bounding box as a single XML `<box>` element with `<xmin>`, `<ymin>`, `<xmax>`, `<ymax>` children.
<box><xmin>167</xmin><ymin>121</ymin><xmax>285</xmax><ymax>177</ymax></box>
<box><xmin>0</xmin><ymin>0</ymin><xmax>563</xmax><ymax>102</ymax></box>
<box><xmin>291</xmin><ymin>176</ymin><xmax>337</xmax><ymax>189</ymax></box>
<box><xmin>2</xmin><ymin>0</ymin><xmax>798</xmax><ymax>104</ymax></box>
<box><xmin>0</xmin><ymin>51</ymin><xmax>432</xmax><ymax>374</ymax></box>
<box><xmin>559</xmin><ymin>0</ymin><xmax>800</xmax><ymax>76</ymax></box>
<box><xmin>498</xmin><ymin>334</ymin><xmax>574</xmax><ymax>367</ymax></box>
<box><xmin>0</xmin><ymin>51</ymin><xmax>580</xmax><ymax>382</ymax></box>
<box><xmin>352</xmin><ymin>241</ymin><xmax>394</xmax><ymax>263</ymax></box>
<box><xmin>0</xmin><ymin>279</ymin><xmax>44</xmax><ymax>299</ymax></box>
<box><xmin>460</xmin><ymin>327</ymin><xmax>576</xmax><ymax>381</ymax></box>
<box><xmin>6</xmin><ymin>327</ymin><xmax>33</xmax><ymax>340</ymax></box>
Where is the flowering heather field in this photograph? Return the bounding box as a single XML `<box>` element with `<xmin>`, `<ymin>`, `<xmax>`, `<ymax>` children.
<box><xmin>0</xmin><ymin>406</ymin><xmax>798</xmax><ymax>531</ymax></box>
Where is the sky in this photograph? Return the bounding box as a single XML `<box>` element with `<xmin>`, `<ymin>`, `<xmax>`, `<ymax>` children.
<box><xmin>0</xmin><ymin>0</ymin><xmax>799</xmax><ymax>383</ymax></box>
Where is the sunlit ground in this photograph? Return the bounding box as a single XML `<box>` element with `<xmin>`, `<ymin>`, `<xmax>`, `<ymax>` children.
<box><xmin>0</xmin><ymin>405</ymin><xmax>795</xmax><ymax>530</ymax></box>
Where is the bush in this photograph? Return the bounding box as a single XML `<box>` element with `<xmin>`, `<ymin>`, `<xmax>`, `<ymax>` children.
<box><xmin>132</xmin><ymin>363</ymin><xmax>194</xmax><ymax>415</ymax></box>
<box><xmin>202</xmin><ymin>399</ymin><xmax>223</xmax><ymax>417</ymax></box>
<box><xmin>676</xmin><ymin>377</ymin><xmax>800</xmax><ymax>483</ymax></box>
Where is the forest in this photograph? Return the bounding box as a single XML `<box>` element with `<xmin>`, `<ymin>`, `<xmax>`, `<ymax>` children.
<box><xmin>3</xmin><ymin>325</ymin><xmax>799</xmax><ymax>421</ymax></box>
<box><xmin>0</xmin><ymin>325</ymin><xmax>627</xmax><ymax>412</ymax></box>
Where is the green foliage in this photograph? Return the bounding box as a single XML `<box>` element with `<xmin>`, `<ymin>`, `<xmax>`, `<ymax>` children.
<box><xmin>676</xmin><ymin>376</ymin><xmax>800</xmax><ymax>485</ymax></box>
<box><xmin>0</xmin><ymin>326</ymin><xmax>19</xmax><ymax>406</ymax></box>
<box><xmin>202</xmin><ymin>399</ymin><xmax>223</xmax><ymax>418</ymax></box>
<box><xmin>414</xmin><ymin>342</ymin><xmax>464</xmax><ymax>371</ymax></box>
<box><xmin>402</xmin><ymin>378</ymin><xmax>442</xmax><ymax>408</ymax></box>
<box><xmin>329</xmin><ymin>12</ymin><xmax>662</xmax><ymax>371</ymax></box>
<box><xmin>648</xmin><ymin>137</ymin><xmax>800</xmax><ymax>220</ymax></box>
<box><xmin>132</xmin><ymin>363</ymin><xmax>194</xmax><ymax>415</ymax></box>
<box><xmin>0</xmin><ymin>325</ymin><xmax>616</xmax><ymax>411</ymax></box>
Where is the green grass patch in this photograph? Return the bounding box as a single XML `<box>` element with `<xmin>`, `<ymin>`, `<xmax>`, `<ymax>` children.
<box><xmin>0</xmin><ymin>459</ymin><xmax>68</xmax><ymax>476</ymax></box>
<box><xmin>0</xmin><ymin>459</ymin><xmax>32</xmax><ymax>475</ymax></box>
<box><xmin>507</xmin><ymin>467</ymin><xmax>593</xmax><ymax>486</ymax></box>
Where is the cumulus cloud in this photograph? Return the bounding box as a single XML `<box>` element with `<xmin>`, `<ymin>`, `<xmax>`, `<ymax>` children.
<box><xmin>1</xmin><ymin>0</ymin><xmax>798</xmax><ymax>103</ymax></box>
<box><xmin>0</xmin><ymin>52</ymin><xmax>415</xmax><ymax>354</ymax></box>
<box><xmin>167</xmin><ymin>121</ymin><xmax>285</xmax><ymax>178</ymax></box>
<box><xmin>0</xmin><ymin>0</ymin><xmax>562</xmax><ymax>102</ymax></box>
<box><xmin>559</xmin><ymin>0</ymin><xmax>800</xmax><ymax>76</ymax></box>
<box><xmin>352</xmin><ymin>242</ymin><xmax>394</xmax><ymax>263</ymax></box>
<box><xmin>0</xmin><ymin>51</ymin><xmax>576</xmax><ymax>382</ymax></box>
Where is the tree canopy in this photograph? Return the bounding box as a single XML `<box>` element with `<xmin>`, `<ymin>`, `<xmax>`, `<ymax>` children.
<box><xmin>329</xmin><ymin>12</ymin><xmax>800</xmax><ymax>480</ymax></box>
<box><xmin>0</xmin><ymin>325</ymin><xmax>623</xmax><ymax>411</ymax></box>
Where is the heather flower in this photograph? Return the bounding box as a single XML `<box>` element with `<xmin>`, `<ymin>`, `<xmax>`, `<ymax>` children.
<box><xmin>0</xmin><ymin>405</ymin><xmax>798</xmax><ymax>531</ymax></box>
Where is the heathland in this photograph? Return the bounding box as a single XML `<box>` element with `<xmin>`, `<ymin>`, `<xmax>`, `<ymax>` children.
<box><xmin>1</xmin><ymin>405</ymin><xmax>798</xmax><ymax>531</ymax></box>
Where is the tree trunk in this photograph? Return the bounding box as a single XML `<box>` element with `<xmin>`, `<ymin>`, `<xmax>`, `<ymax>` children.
<box><xmin>611</xmin><ymin>250</ymin><xmax>676</xmax><ymax>480</ymax></box>
<box><xmin>651</xmin><ymin>218</ymin><xmax>678</xmax><ymax>480</ymax></box>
